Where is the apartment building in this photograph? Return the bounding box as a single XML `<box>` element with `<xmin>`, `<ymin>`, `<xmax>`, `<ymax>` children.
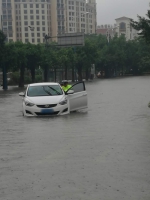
<box><xmin>1</xmin><ymin>0</ymin><xmax>51</xmax><ymax>43</ymax></box>
<box><xmin>1</xmin><ymin>0</ymin><xmax>97</xmax><ymax>43</ymax></box>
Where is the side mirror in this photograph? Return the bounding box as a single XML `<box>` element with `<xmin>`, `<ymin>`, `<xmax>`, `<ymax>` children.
<box><xmin>19</xmin><ymin>92</ymin><xmax>25</xmax><ymax>97</ymax></box>
<box><xmin>66</xmin><ymin>90</ymin><xmax>74</xmax><ymax>95</ymax></box>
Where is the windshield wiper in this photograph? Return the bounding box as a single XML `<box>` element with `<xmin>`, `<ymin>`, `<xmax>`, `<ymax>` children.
<box><xmin>48</xmin><ymin>86</ymin><xmax>61</xmax><ymax>95</ymax></box>
<box><xmin>42</xmin><ymin>87</ymin><xmax>52</xmax><ymax>96</ymax></box>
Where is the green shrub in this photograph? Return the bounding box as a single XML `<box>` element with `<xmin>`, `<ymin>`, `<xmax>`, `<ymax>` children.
<box><xmin>11</xmin><ymin>71</ymin><xmax>20</xmax><ymax>84</ymax></box>
<box><xmin>35</xmin><ymin>75</ymin><xmax>43</xmax><ymax>83</ymax></box>
<box><xmin>24</xmin><ymin>75</ymin><xmax>32</xmax><ymax>84</ymax></box>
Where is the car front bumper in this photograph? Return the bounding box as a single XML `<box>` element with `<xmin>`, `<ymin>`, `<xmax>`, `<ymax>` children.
<box><xmin>23</xmin><ymin>103</ymin><xmax>69</xmax><ymax>117</ymax></box>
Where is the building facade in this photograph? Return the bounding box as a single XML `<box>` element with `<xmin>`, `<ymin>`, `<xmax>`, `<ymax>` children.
<box><xmin>1</xmin><ymin>0</ymin><xmax>97</xmax><ymax>43</ymax></box>
<box><xmin>115</xmin><ymin>17</ymin><xmax>138</xmax><ymax>40</ymax></box>
<box><xmin>97</xmin><ymin>17</ymin><xmax>139</xmax><ymax>41</ymax></box>
<box><xmin>96</xmin><ymin>24</ymin><xmax>116</xmax><ymax>38</ymax></box>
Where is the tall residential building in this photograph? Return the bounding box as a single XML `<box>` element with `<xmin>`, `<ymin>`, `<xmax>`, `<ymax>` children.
<box><xmin>1</xmin><ymin>0</ymin><xmax>97</xmax><ymax>43</ymax></box>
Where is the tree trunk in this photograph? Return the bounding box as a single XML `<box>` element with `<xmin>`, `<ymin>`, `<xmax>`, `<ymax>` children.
<box><xmin>19</xmin><ymin>65</ymin><xmax>25</xmax><ymax>88</ymax></box>
<box><xmin>31</xmin><ymin>66</ymin><xmax>35</xmax><ymax>83</ymax></box>
<box><xmin>72</xmin><ymin>66</ymin><xmax>75</xmax><ymax>82</ymax></box>
<box><xmin>78</xmin><ymin>66</ymin><xmax>82</xmax><ymax>81</ymax></box>
<box><xmin>65</xmin><ymin>65</ymin><xmax>68</xmax><ymax>80</ymax></box>
<box><xmin>54</xmin><ymin>68</ymin><xmax>57</xmax><ymax>82</ymax></box>
<box><xmin>44</xmin><ymin>65</ymin><xmax>49</xmax><ymax>82</ymax></box>
<box><xmin>85</xmin><ymin>68</ymin><xmax>89</xmax><ymax>81</ymax></box>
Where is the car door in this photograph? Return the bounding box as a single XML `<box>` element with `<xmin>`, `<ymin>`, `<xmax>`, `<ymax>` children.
<box><xmin>66</xmin><ymin>82</ymin><xmax>88</xmax><ymax>112</ymax></box>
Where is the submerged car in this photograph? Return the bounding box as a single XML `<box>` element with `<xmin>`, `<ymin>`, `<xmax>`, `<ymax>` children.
<box><xmin>19</xmin><ymin>82</ymin><xmax>88</xmax><ymax>116</ymax></box>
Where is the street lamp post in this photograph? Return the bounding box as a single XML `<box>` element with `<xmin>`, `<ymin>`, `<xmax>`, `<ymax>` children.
<box><xmin>44</xmin><ymin>34</ymin><xmax>52</xmax><ymax>82</ymax></box>
<box><xmin>28</xmin><ymin>26</ymin><xmax>34</xmax><ymax>43</ymax></box>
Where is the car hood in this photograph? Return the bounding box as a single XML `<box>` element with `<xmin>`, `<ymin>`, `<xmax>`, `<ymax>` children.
<box><xmin>26</xmin><ymin>95</ymin><xmax>64</xmax><ymax>105</ymax></box>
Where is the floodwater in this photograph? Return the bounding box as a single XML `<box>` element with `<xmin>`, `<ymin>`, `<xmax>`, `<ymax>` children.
<box><xmin>0</xmin><ymin>76</ymin><xmax>150</xmax><ymax>200</ymax></box>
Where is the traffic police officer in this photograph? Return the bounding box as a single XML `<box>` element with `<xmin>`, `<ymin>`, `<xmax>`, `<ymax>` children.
<box><xmin>61</xmin><ymin>80</ymin><xmax>72</xmax><ymax>92</ymax></box>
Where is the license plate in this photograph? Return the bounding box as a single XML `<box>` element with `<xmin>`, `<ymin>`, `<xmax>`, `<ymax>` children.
<box><xmin>41</xmin><ymin>109</ymin><xmax>54</xmax><ymax>114</ymax></box>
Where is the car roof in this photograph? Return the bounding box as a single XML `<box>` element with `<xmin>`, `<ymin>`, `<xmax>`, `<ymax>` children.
<box><xmin>28</xmin><ymin>82</ymin><xmax>60</xmax><ymax>87</ymax></box>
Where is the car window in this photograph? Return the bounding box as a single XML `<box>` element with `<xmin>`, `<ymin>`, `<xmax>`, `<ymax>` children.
<box><xmin>68</xmin><ymin>82</ymin><xmax>85</xmax><ymax>93</ymax></box>
<box><xmin>27</xmin><ymin>85</ymin><xmax>63</xmax><ymax>97</ymax></box>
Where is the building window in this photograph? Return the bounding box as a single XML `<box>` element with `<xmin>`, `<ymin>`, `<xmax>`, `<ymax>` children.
<box><xmin>36</xmin><ymin>16</ymin><xmax>39</xmax><ymax>20</ymax></box>
<box><xmin>31</xmin><ymin>21</ymin><xmax>34</xmax><ymax>25</ymax></box>
<box><xmin>30</xmin><ymin>4</ymin><xmax>33</xmax><ymax>8</ymax></box>
<box><xmin>42</xmin><ymin>27</ymin><xmax>45</xmax><ymax>31</ymax></box>
<box><xmin>37</xmin><ymin>39</ymin><xmax>40</xmax><ymax>43</ymax></box>
<box><xmin>36</xmin><ymin>21</ymin><xmax>40</xmax><ymax>25</ymax></box>
<box><xmin>42</xmin><ymin>21</ymin><xmax>45</xmax><ymax>25</ymax></box>
<box><xmin>25</xmin><ymin>27</ymin><xmax>28</xmax><ymax>31</ymax></box>
<box><xmin>25</xmin><ymin>39</ymin><xmax>28</xmax><ymax>43</ymax></box>
<box><xmin>8</xmin><ymin>10</ymin><xmax>11</xmax><ymax>14</ymax></box>
<box><xmin>36</xmin><ymin>10</ymin><xmax>39</xmax><ymax>14</ymax></box>
<box><xmin>42</xmin><ymin>16</ymin><xmax>45</xmax><ymax>20</ymax></box>
<box><xmin>31</xmin><ymin>33</ymin><xmax>34</xmax><ymax>37</ymax></box>
<box><xmin>32</xmin><ymin>39</ymin><xmax>35</xmax><ymax>43</ymax></box>
<box><xmin>24</xmin><ymin>4</ymin><xmax>27</xmax><ymax>8</ymax></box>
<box><xmin>36</xmin><ymin>4</ymin><xmax>39</xmax><ymax>8</ymax></box>
<box><xmin>37</xmin><ymin>27</ymin><xmax>40</xmax><ymax>31</ymax></box>
<box><xmin>24</xmin><ymin>10</ymin><xmax>27</xmax><ymax>14</ymax></box>
<box><xmin>24</xmin><ymin>21</ymin><xmax>28</xmax><ymax>25</ymax></box>
<box><xmin>37</xmin><ymin>33</ymin><xmax>40</xmax><ymax>37</ymax></box>
<box><xmin>25</xmin><ymin>33</ymin><xmax>28</xmax><ymax>37</ymax></box>
<box><xmin>30</xmin><ymin>10</ymin><xmax>33</xmax><ymax>14</ymax></box>
<box><xmin>3</xmin><ymin>22</ymin><xmax>7</xmax><ymax>26</ymax></box>
<box><xmin>24</xmin><ymin>15</ymin><xmax>28</xmax><ymax>20</ymax></box>
<box><xmin>42</xmin><ymin>10</ymin><xmax>44</xmax><ymax>14</ymax></box>
<box><xmin>30</xmin><ymin>15</ymin><xmax>34</xmax><ymax>20</ymax></box>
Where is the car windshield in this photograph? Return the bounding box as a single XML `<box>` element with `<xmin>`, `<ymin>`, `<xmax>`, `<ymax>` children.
<box><xmin>27</xmin><ymin>85</ymin><xmax>63</xmax><ymax>97</ymax></box>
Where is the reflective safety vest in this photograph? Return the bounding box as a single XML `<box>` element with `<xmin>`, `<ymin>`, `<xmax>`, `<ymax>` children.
<box><xmin>62</xmin><ymin>84</ymin><xmax>72</xmax><ymax>92</ymax></box>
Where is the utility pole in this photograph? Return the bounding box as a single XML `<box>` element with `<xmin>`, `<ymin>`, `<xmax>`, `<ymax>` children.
<box><xmin>44</xmin><ymin>34</ymin><xmax>52</xmax><ymax>82</ymax></box>
<box><xmin>28</xmin><ymin>26</ymin><xmax>34</xmax><ymax>43</ymax></box>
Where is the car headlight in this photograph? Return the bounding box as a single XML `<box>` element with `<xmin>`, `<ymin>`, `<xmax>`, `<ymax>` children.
<box><xmin>59</xmin><ymin>99</ymin><xmax>67</xmax><ymax>105</ymax></box>
<box><xmin>25</xmin><ymin>100</ymin><xmax>34</xmax><ymax>107</ymax></box>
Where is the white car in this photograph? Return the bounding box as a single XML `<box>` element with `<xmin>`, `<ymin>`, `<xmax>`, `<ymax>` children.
<box><xmin>19</xmin><ymin>82</ymin><xmax>88</xmax><ymax>116</ymax></box>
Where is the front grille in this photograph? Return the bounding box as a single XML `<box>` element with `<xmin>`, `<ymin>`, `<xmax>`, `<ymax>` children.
<box><xmin>37</xmin><ymin>104</ymin><xmax>57</xmax><ymax>108</ymax></box>
<box><xmin>35</xmin><ymin>111</ymin><xmax>59</xmax><ymax>116</ymax></box>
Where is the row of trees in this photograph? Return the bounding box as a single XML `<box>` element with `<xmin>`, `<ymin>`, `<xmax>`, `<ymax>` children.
<box><xmin>0</xmin><ymin>10</ymin><xmax>150</xmax><ymax>87</ymax></box>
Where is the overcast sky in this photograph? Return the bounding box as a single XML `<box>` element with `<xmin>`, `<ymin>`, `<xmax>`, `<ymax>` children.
<box><xmin>97</xmin><ymin>0</ymin><xmax>150</xmax><ymax>25</ymax></box>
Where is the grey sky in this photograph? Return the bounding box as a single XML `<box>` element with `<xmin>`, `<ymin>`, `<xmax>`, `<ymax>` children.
<box><xmin>97</xmin><ymin>0</ymin><xmax>150</xmax><ymax>25</ymax></box>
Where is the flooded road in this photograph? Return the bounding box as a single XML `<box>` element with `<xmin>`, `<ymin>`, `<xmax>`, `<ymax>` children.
<box><xmin>0</xmin><ymin>76</ymin><xmax>150</xmax><ymax>200</ymax></box>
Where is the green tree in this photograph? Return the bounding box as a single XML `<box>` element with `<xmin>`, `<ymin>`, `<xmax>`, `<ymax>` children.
<box><xmin>26</xmin><ymin>43</ymin><xmax>41</xmax><ymax>83</ymax></box>
<box><xmin>131</xmin><ymin>10</ymin><xmax>150</xmax><ymax>43</ymax></box>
